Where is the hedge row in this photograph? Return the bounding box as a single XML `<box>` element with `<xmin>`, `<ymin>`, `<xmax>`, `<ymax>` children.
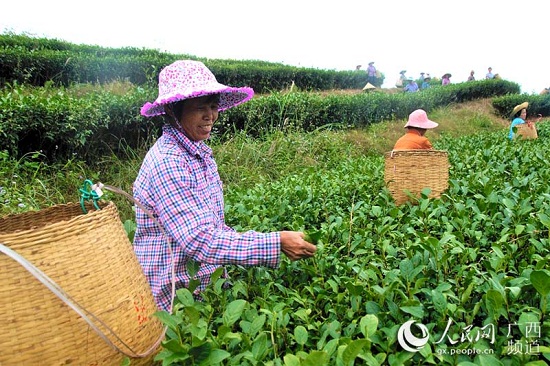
<box><xmin>0</xmin><ymin>79</ymin><xmax>527</xmax><ymax>162</ymax></box>
<box><xmin>0</xmin><ymin>33</ymin><xmax>373</xmax><ymax>93</ymax></box>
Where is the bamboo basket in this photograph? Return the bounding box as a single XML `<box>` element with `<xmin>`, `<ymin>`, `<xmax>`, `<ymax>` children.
<box><xmin>515</xmin><ymin>123</ymin><xmax>538</xmax><ymax>139</ymax></box>
<box><xmin>0</xmin><ymin>201</ymin><xmax>164</xmax><ymax>366</ymax></box>
<box><xmin>384</xmin><ymin>150</ymin><xmax>450</xmax><ymax>205</ymax></box>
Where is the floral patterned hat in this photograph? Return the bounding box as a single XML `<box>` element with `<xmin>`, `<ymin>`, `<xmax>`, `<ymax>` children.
<box><xmin>141</xmin><ymin>60</ymin><xmax>254</xmax><ymax>117</ymax></box>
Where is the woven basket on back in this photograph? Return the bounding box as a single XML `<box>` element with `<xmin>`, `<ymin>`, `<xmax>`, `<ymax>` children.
<box><xmin>515</xmin><ymin>123</ymin><xmax>538</xmax><ymax>139</ymax></box>
<box><xmin>0</xmin><ymin>201</ymin><xmax>164</xmax><ymax>366</ymax></box>
<box><xmin>384</xmin><ymin>149</ymin><xmax>450</xmax><ymax>205</ymax></box>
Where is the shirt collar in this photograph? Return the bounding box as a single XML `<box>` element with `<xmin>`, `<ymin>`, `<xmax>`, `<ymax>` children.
<box><xmin>406</xmin><ymin>128</ymin><xmax>423</xmax><ymax>136</ymax></box>
<box><xmin>163</xmin><ymin>124</ymin><xmax>212</xmax><ymax>159</ymax></box>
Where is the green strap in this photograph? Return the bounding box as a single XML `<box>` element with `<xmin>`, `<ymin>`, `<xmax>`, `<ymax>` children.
<box><xmin>79</xmin><ymin>179</ymin><xmax>102</xmax><ymax>213</ymax></box>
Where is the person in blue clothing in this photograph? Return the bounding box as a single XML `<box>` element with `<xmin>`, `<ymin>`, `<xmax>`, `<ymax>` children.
<box><xmin>421</xmin><ymin>76</ymin><xmax>431</xmax><ymax>90</ymax></box>
<box><xmin>508</xmin><ymin>102</ymin><xmax>529</xmax><ymax>139</ymax></box>
<box><xmin>403</xmin><ymin>77</ymin><xmax>419</xmax><ymax>92</ymax></box>
<box><xmin>486</xmin><ymin>67</ymin><xmax>495</xmax><ymax>79</ymax></box>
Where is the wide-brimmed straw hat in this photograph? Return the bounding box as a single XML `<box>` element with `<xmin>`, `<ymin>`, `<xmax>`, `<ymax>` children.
<box><xmin>404</xmin><ymin>109</ymin><xmax>439</xmax><ymax>129</ymax></box>
<box><xmin>362</xmin><ymin>82</ymin><xmax>376</xmax><ymax>90</ymax></box>
<box><xmin>141</xmin><ymin>60</ymin><xmax>254</xmax><ymax>117</ymax></box>
<box><xmin>511</xmin><ymin>101</ymin><xmax>528</xmax><ymax>117</ymax></box>
<box><xmin>442</xmin><ymin>73</ymin><xmax>452</xmax><ymax>78</ymax></box>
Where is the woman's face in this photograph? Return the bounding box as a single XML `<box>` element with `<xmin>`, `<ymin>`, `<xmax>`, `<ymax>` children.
<box><xmin>520</xmin><ymin>109</ymin><xmax>527</xmax><ymax>119</ymax></box>
<box><xmin>178</xmin><ymin>95</ymin><xmax>220</xmax><ymax>141</ymax></box>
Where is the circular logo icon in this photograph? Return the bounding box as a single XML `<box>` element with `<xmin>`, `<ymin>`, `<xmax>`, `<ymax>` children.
<box><xmin>397</xmin><ymin>320</ymin><xmax>430</xmax><ymax>352</ymax></box>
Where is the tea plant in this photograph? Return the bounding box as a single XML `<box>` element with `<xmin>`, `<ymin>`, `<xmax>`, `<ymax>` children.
<box><xmin>153</xmin><ymin>126</ymin><xmax>550</xmax><ymax>364</ymax></box>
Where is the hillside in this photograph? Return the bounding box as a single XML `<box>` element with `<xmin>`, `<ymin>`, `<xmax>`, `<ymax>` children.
<box><xmin>324</xmin><ymin>97</ymin><xmax>510</xmax><ymax>155</ymax></box>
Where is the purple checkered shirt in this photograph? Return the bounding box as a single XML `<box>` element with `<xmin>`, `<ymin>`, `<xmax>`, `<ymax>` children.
<box><xmin>133</xmin><ymin>125</ymin><xmax>281</xmax><ymax>311</ymax></box>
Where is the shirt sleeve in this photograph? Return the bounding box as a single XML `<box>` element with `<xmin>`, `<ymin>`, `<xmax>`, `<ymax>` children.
<box><xmin>149</xmin><ymin>155</ymin><xmax>281</xmax><ymax>268</ymax></box>
<box><xmin>422</xmin><ymin>138</ymin><xmax>433</xmax><ymax>149</ymax></box>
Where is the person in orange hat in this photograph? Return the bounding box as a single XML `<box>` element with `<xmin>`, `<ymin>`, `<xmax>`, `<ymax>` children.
<box><xmin>393</xmin><ymin>109</ymin><xmax>439</xmax><ymax>150</ymax></box>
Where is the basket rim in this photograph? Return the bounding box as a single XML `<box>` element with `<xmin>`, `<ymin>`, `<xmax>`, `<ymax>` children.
<box><xmin>0</xmin><ymin>201</ymin><xmax>112</xmax><ymax>237</ymax></box>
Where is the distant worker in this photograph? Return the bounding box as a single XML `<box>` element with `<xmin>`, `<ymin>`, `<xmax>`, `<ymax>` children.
<box><xmin>367</xmin><ymin>62</ymin><xmax>377</xmax><ymax>84</ymax></box>
<box><xmin>541</xmin><ymin>87</ymin><xmax>550</xmax><ymax>95</ymax></box>
<box><xmin>355</xmin><ymin>65</ymin><xmax>362</xmax><ymax>71</ymax></box>
<box><xmin>393</xmin><ymin>109</ymin><xmax>439</xmax><ymax>150</ymax></box>
<box><xmin>421</xmin><ymin>76</ymin><xmax>431</xmax><ymax>90</ymax></box>
<box><xmin>396</xmin><ymin>70</ymin><xmax>407</xmax><ymax>88</ymax></box>
<box><xmin>467</xmin><ymin>70</ymin><xmax>475</xmax><ymax>81</ymax></box>
<box><xmin>508</xmin><ymin>101</ymin><xmax>541</xmax><ymax>140</ymax></box>
<box><xmin>362</xmin><ymin>82</ymin><xmax>376</xmax><ymax>92</ymax></box>
<box><xmin>403</xmin><ymin>77</ymin><xmax>419</xmax><ymax>92</ymax></box>
<box><xmin>442</xmin><ymin>73</ymin><xmax>452</xmax><ymax>85</ymax></box>
<box><xmin>486</xmin><ymin>67</ymin><xmax>495</xmax><ymax>79</ymax></box>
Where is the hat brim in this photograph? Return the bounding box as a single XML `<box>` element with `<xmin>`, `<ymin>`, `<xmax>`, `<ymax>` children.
<box><xmin>141</xmin><ymin>84</ymin><xmax>254</xmax><ymax>117</ymax></box>
<box><xmin>404</xmin><ymin>120</ymin><xmax>439</xmax><ymax>129</ymax></box>
<box><xmin>510</xmin><ymin>101</ymin><xmax>529</xmax><ymax>117</ymax></box>
<box><xmin>362</xmin><ymin>82</ymin><xmax>376</xmax><ymax>90</ymax></box>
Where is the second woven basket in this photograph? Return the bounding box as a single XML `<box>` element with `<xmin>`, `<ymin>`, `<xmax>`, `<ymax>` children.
<box><xmin>515</xmin><ymin>123</ymin><xmax>538</xmax><ymax>139</ymax></box>
<box><xmin>384</xmin><ymin>149</ymin><xmax>450</xmax><ymax>205</ymax></box>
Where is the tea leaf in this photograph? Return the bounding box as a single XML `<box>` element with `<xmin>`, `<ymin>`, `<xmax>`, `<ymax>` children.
<box><xmin>302</xmin><ymin>350</ymin><xmax>330</xmax><ymax>366</ymax></box>
<box><xmin>304</xmin><ymin>229</ymin><xmax>323</xmax><ymax>244</ymax></box>
<box><xmin>294</xmin><ymin>325</ymin><xmax>308</xmax><ymax>345</ymax></box>
<box><xmin>205</xmin><ymin>349</ymin><xmax>230</xmax><ymax>364</ymax></box>
<box><xmin>359</xmin><ymin>314</ymin><xmax>378</xmax><ymax>339</ymax></box>
<box><xmin>530</xmin><ymin>270</ymin><xmax>550</xmax><ymax>296</ymax></box>
<box><xmin>518</xmin><ymin>312</ymin><xmax>540</xmax><ymax>338</ymax></box>
<box><xmin>485</xmin><ymin>289</ymin><xmax>505</xmax><ymax>321</ymax></box>
<box><xmin>222</xmin><ymin>299</ymin><xmax>247</xmax><ymax>327</ymax></box>
<box><xmin>342</xmin><ymin>339</ymin><xmax>369</xmax><ymax>365</ymax></box>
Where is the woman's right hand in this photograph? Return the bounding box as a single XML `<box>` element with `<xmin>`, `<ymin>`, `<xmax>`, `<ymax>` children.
<box><xmin>279</xmin><ymin>231</ymin><xmax>317</xmax><ymax>261</ymax></box>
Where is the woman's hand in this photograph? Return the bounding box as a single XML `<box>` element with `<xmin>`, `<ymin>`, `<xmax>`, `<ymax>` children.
<box><xmin>280</xmin><ymin>231</ymin><xmax>317</xmax><ymax>261</ymax></box>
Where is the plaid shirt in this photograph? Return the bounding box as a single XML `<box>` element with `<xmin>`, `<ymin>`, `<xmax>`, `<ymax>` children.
<box><xmin>133</xmin><ymin>124</ymin><xmax>280</xmax><ymax>311</ymax></box>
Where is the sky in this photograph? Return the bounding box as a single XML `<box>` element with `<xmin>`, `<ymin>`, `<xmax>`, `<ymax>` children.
<box><xmin>1</xmin><ymin>0</ymin><xmax>548</xmax><ymax>94</ymax></box>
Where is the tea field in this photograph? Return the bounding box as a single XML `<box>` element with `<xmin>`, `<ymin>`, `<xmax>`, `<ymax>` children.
<box><xmin>151</xmin><ymin>125</ymin><xmax>550</xmax><ymax>365</ymax></box>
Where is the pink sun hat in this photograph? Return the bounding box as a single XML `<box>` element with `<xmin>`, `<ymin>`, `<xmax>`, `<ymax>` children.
<box><xmin>404</xmin><ymin>109</ymin><xmax>439</xmax><ymax>129</ymax></box>
<box><xmin>141</xmin><ymin>60</ymin><xmax>254</xmax><ymax>117</ymax></box>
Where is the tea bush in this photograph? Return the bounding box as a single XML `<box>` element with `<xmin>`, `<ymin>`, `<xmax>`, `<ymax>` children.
<box><xmin>151</xmin><ymin>124</ymin><xmax>550</xmax><ymax>365</ymax></box>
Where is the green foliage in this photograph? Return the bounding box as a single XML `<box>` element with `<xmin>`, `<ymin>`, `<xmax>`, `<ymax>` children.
<box><xmin>2</xmin><ymin>121</ymin><xmax>550</xmax><ymax>364</ymax></box>
<box><xmin>0</xmin><ymin>33</ymin><xmax>367</xmax><ymax>93</ymax></box>
<box><xmin>0</xmin><ymin>82</ymin><xmax>160</xmax><ymax>161</ymax></box>
<box><xmin>492</xmin><ymin>93</ymin><xmax>550</xmax><ymax>119</ymax></box>
<box><xmin>146</xmin><ymin>123</ymin><xmax>550</xmax><ymax>364</ymax></box>
<box><xmin>1</xmin><ymin>77</ymin><xmax>517</xmax><ymax>161</ymax></box>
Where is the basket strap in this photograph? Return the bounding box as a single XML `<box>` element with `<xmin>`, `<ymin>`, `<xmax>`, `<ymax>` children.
<box><xmin>99</xmin><ymin>183</ymin><xmax>176</xmax><ymax>313</ymax></box>
<box><xmin>0</xmin><ymin>182</ymin><xmax>176</xmax><ymax>358</ymax></box>
<box><xmin>0</xmin><ymin>242</ymin><xmax>162</xmax><ymax>358</ymax></box>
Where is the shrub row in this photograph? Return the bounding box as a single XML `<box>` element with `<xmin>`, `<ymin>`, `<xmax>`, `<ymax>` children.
<box><xmin>0</xmin><ymin>79</ymin><xmax>523</xmax><ymax>162</ymax></box>
<box><xmin>0</xmin><ymin>33</ymin><xmax>372</xmax><ymax>93</ymax></box>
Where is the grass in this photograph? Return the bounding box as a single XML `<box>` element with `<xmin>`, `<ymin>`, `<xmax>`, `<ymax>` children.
<box><xmin>0</xmin><ymin>98</ymin><xmax>521</xmax><ymax>220</ymax></box>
